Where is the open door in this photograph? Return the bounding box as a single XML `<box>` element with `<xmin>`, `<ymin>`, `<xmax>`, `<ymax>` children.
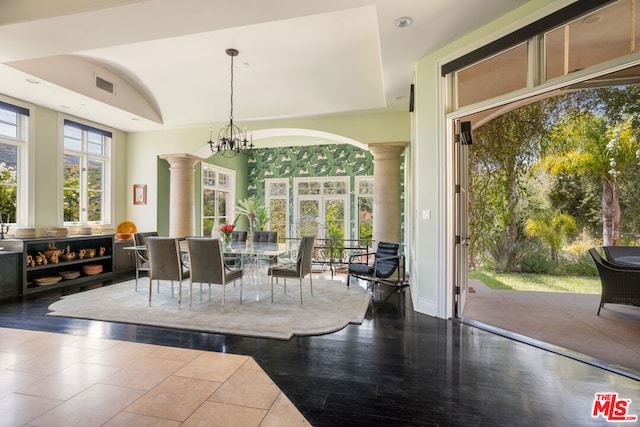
<box><xmin>454</xmin><ymin>120</ymin><xmax>472</xmax><ymax>317</ymax></box>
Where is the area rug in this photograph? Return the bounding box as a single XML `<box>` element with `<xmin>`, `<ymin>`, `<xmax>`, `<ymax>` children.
<box><xmin>47</xmin><ymin>278</ymin><xmax>371</xmax><ymax>340</ymax></box>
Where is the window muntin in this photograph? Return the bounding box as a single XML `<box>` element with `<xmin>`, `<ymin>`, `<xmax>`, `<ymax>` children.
<box><xmin>265</xmin><ymin>179</ymin><xmax>289</xmax><ymax>241</ymax></box>
<box><xmin>201</xmin><ymin>163</ymin><xmax>235</xmax><ymax>237</ymax></box>
<box><xmin>355</xmin><ymin>177</ymin><xmax>373</xmax><ymax>244</ymax></box>
<box><xmin>0</xmin><ymin>100</ymin><xmax>29</xmax><ymax>225</ymax></box>
<box><xmin>62</xmin><ymin>120</ymin><xmax>111</xmax><ymax>225</ymax></box>
<box><xmin>294</xmin><ymin>177</ymin><xmax>350</xmax><ymax>241</ymax></box>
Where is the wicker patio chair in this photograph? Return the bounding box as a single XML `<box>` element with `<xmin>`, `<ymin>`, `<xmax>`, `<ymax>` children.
<box><xmin>588</xmin><ymin>248</ymin><xmax>640</xmax><ymax>315</ymax></box>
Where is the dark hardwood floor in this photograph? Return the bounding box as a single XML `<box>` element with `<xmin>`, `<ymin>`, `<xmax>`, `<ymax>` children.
<box><xmin>1</xmin><ymin>277</ymin><xmax>638</xmax><ymax>426</ymax></box>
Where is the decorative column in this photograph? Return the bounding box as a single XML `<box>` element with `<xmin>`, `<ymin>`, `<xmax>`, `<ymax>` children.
<box><xmin>159</xmin><ymin>153</ymin><xmax>201</xmax><ymax>238</ymax></box>
<box><xmin>368</xmin><ymin>142</ymin><xmax>407</xmax><ymax>246</ymax></box>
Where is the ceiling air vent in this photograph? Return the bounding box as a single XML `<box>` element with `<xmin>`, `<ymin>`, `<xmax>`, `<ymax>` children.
<box><xmin>95</xmin><ymin>76</ymin><xmax>115</xmax><ymax>94</ymax></box>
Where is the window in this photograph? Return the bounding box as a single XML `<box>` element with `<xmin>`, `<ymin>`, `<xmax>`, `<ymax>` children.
<box><xmin>265</xmin><ymin>179</ymin><xmax>289</xmax><ymax>241</ymax></box>
<box><xmin>0</xmin><ymin>100</ymin><xmax>29</xmax><ymax>226</ymax></box>
<box><xmin>63</xmin><ymin>119</ymin><xmax>111</xmax><ymax>224</ymax></box>
<box><xmin>202</xmin><ymin>163</ymin><xmax>235</xmax><ymax>236</ymax></box>
<box><xmin>355</xmin><ymin>177</ymin><xmax>373</xmax><ymax>244</ymax></box>
<box><xmin>294</xmin><ymin>177</ymin><xmax>349</xmax><ymax>242</ymax></box>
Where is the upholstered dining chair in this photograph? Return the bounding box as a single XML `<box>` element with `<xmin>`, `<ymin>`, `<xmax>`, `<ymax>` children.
<box><xmin>225</xmin><ymin>230</ymin><xmax>248</xmax><ymax>268</ymax></box>
<box><xmin>268</xmin><ymin>235</ymin><xmax>315</xmax><ymax>304</ymax></box>
<box><xmin>231</xmin><ymin>230</ymin><xmax>248</xmax><ymax>242</ymax></box>
<box><xmin>146</xmin><ymin>237</ymin><xmax>189</xmax><ymax>307</ymax></box>
<box><xmin>252</xmin><ymin>231</ymin><xmax>278</xmax><ymax>243</ymax></box>
<box><xmin>186</xmin><ymin>237</ymin><xmax>243</xmax><ymax>312</ymax></box>
<box><xmin>133</xmin><ymin>231</ymin><xmax>157</xmax><ymax>291</ymax></box>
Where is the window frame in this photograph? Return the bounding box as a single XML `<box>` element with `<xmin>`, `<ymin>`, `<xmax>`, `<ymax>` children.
<box><xmin>0</xmin><ymin>97</ymin><xmax>31</xmax><ymax>227</ymax></box>
<box><xmin>354</xmin><ymin>176</ymin><xmax>374</xmax><ymax>243</ymax></box>
<box><xmin>293</xmin><ymin>176</ymin><xmax>350</xmax><ymax>240</ymax></box>
<box><xmin>61</xmin><ymin>116</ymin><xmax>112</xmax><ymax>226</ymax></box>
<box><xmin>201</xmin><ymin>163</ymin><xmax>236</xmax><ymax>237</ymax></box>
<box><xmin>265</xmin><ymin>178</ymin><xmax>290</xmax><ymax>240</ymax></box>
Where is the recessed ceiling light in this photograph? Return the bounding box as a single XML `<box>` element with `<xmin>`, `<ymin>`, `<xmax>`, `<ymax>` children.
<box><xmin>26</xmin><ymin>78</ymin><xmax>40</xmax><ymax>84</ymax></box>
<box><xmin>395</xmin><ymin>16</ymin><xmax>413</xmax><ymax>28</ymax></box>
<box><xmin>582</xmin><ymin>14</ymin><xmax>601</xmax><ymax>24</ymax></box>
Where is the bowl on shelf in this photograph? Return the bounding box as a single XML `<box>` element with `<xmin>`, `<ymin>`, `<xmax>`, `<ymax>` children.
<box><xmin>116</xmin><ymin>233</ymin><xmax>133</xmax><ymax>241</ymax></box>
<box><xmin>82</xmin><ymin>264</ymin><xmax>103</xmax><ymax>275</ymax></box>
<box><xmin>59</xmin><ymin>270</ymin><xmax>81</xmax><ymax>280</ymax></box>
<box><xmin>34</xmin><ymin>276</ymin><xmax>63</xmax><ymax>286</ymax></box>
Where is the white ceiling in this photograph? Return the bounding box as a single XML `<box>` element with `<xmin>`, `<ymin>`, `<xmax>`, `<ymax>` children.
<box><xmin>0</xmin><ymin>0</ymin><xmax>529</xmax><ymax>132</ymax></box>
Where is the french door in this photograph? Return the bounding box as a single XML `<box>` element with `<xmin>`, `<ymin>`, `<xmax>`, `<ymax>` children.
<box><xmin>454</xmin><ymin>119</ymin><xmax>471</xmax><ymax>317</ymax></box>
<box><xmin>294</xmin><ymin>178</ymin><xmax>349</xmax><ymax>241</ymax></box>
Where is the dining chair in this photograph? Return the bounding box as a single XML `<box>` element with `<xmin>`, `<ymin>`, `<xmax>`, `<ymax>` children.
<box><xmin>186</xmin><ymin>237</ymin><xmax>243</xmax><ymax>312</ymax></box>
<box><xmin>225</xmin><ymin>230</ymin><xmax>248</xmax><ymax>268</ymax></box>
<box><xmin>268</xmin><ymin>235</ymin><xmax>315</xmax><ymax>304</ymax></box>
<box><xmin>146</xmin><ymin>237</ymin><xmax>190</xmax><ymax>307</ymax></box>
<box><xmin>252</xmin><ymin>231</ymin><xmax>278</xmax><ymax>243</ymax></box>
<box><xmin>231</xmin><ymin>230</ymin><xmax>248</xmax><ymax>242</ymax></box>
<box><xmin>133</xmin><ymin>231</ymin><xmax>157</xmax><ymax>291</ymax></box>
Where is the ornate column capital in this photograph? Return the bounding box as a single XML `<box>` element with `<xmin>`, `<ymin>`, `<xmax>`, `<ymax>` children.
<box><xmin>367</xmin><ymin>142</ymin><xmax>407</xmax><ymax>160</ymax></box>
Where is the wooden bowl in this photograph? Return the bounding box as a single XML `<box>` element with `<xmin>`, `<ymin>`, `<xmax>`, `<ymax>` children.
<box><xmin>82</xmin><ymin>264</ymin><xmax>103</xmax><ymax>275</ymax></box>
<box><xmin>116</xmin><ymin>233</ymin><xmax>133</xmax><ymax>241</ymax></box>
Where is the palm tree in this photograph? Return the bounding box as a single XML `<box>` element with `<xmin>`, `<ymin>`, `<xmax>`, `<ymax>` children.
<box><xmin>525</xmin><ymin>211</ymin><xmax>578</xmax><ymax>261</ymax></box>
<box><xmin>235</xmin><ymin>196</ymin><xmax>264</xmax><ymax>235</ymax></box>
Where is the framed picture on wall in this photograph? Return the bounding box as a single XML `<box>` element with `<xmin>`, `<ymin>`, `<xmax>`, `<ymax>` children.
<box><xmin>134</xmin><ymin>184</ymin><xmax>147</xmax><ymax>205</ymax></box>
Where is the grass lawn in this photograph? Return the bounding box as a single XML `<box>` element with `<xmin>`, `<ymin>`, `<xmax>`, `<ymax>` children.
<box><xmin>469</xmin><ymin>268</ymin><xmax>601</xmax><ymax>294</ymax></box>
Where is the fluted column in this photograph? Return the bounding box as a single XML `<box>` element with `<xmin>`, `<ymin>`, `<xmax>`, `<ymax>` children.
<box><xmin>368</xmin><ymin>142</ymin><xmax>406</xmax><ymax>246</ymax></box>
<box><xmin>159</xmin><ymin>153</ymin><xmax>201</xmax><ymax>238</ymax></box>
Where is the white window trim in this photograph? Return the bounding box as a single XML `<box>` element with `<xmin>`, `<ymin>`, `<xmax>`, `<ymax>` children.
<box><xmin>0</xmin><ymin>95</ymin><xmax>33</xmax><ymax>227</ymax></box>
<box><xmin>354</xmin><ymin>176</ymin><xmax>373</xmax><ymax>241</ymax></box>
<box><xmin>59</xmin><ymin>114</ymin><xmax>114</xmax><ymax>227</ymax></box>
<box><xmin>293</xmin><ymin>176</ymin><xmax>350</xmax><ymax>240</ymax></box>
<box><xmin>201</xmin><ymin>163</ymin><xmax>236</xmax><ymax>236</ymax></box>
<box><xmin>265</xmin><ymin>177</ymin><xmax>289</xmax><ymax>239</ymax></box>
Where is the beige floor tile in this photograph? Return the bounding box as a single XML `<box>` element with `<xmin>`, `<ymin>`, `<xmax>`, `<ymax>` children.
<box><xmin>29</xmin><ymin>383</ymin><xmax>145</xmax><ymax>427</ymax></box>
<box><xmin>181</xmin><ymin>401</ymin><xmax>267</xmax><ymax>427</ymax></box>
<box><xmin>0</xmin><ymin>369</ymin><xmax>46</xmax><ymax>400</ymax></box>
<box><xmin>0</xmin><ymin>350</ymin><xmax>34</xmax><ymax>370</ymax></box>
<box><xmin>210</xmin><ymin>364</ymin><xmax>280</xmax><ymax>409</ymax></box>
<box><xmin>174</xmin><ymin>351</ymin><xmax>248</xmax><ymax>382</ymax></box>
<box><xmin>17</xmin><ymin>362</ymin><xmax>121</xmax><ymax>400</ymax></box>
<box><xmin>140</xmin><ymin>344</ymin><xmax>202</xmax><ymax>363</ymax></box>
<box><xmin>125</xmin><ymin>375</ymin><xmax>221</xmax><ymax>421</ymax></box>
<box><xmin>65</xmin><ymin>335</ymin><xmax>120</xmax><ymax>351</ymax></box>
<box><xmin>102</xmin><ymin>411</ymin><xmax>181</xmax><ymax>427</ymax></box>
<box><xmin>100</xmin><ymin>357</ymin><xmax>187</xmax><ymax>390</ymax></box>
<box><xmin>82</xmin><ymin>341</ymin><xmax>159</xmax><ymax>368</ymax></box>
<box><xmin>0</xmin><ymin>392</ymin><xmax>61</xmax><ymax>427</ymax></box>
<box><xmin>12</xmin><ymin>345</ymin><xmax>101</xmax><ymax>375</ymax></box>
<box><xmin>260</xmin><ymin>392</ymin><xmax>311</xmax><ymax>427</ymax></box>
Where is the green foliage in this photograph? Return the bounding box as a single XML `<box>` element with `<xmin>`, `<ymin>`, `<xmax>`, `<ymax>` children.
<box><xmin>254</xmin><ymin>208</ymin><xmax>270</xmax><ymax>232</ymax></box>
<box><xmin>524</xmin><ymin>211</ymin><xmax>578</xmax><ymax>261</ymax></box>
<box><xmin>0</xmin><ymin>162</ymin><xmax>17</xmax><ymax>222</ymax></box>
<box><xmin>235</xmin><ymin>195</ymin><xmax>264</xmax><ymax>233</ymax></box>
<box><xmin>519</xmin><ymin>249</ymin><xmax>560</xmax><ymax>274</ymax></box>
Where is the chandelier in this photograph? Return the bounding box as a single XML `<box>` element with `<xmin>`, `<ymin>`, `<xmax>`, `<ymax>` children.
<box><xmin>208</xmin><ymin>48</ymin><xmax>254</xmax><ymax>156</ymax></box>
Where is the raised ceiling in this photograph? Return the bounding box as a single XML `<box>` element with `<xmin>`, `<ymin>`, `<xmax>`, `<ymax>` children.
<box><xmin>0</xmin><ymin>0</ymin><xmax>529</xmax><ymax>132</ymax></box>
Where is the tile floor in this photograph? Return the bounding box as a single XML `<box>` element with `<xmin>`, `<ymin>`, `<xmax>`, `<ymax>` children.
<box><xmin>0</xmin><ymin>327</ymin><xmax>309</xmax><ymax>427</ymax></box>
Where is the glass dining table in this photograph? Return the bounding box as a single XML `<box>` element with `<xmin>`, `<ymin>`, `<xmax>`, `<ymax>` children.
<box><xmin>127</xmin><ymin>240</ymin><xmax>298</xmax><ymax>301</ymax></box>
